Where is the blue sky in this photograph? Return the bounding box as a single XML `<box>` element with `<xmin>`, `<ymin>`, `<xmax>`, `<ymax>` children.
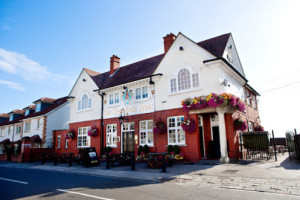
<box><xmin>0</xmin><ymin>0</ymin><xmax>299</xmax><ymax>136</ymax></box>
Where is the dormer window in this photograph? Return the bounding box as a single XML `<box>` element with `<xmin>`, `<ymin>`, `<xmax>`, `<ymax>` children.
<box><xmin>78</xmin><ymin>94</ymin><xmax>92</xmax><ymax>111</ymax></box>
<box><xmin>170</xmin><ymin>68</ymin><xmax>200</xmax><ymax>93</ymax></box>
<box><xmin>25</xmin><ymin>110</ymin><xmax>30</xmax><ymax>116</ymax></box>
<box><xmin>36</xmin><ymin>103</ymin><xmax>41</xmax><ymax>112</ymax></box>
<box><xmin>9</xmin><ymin>115</ymin><xmax>13</xmax><ymax>121</ymax></box>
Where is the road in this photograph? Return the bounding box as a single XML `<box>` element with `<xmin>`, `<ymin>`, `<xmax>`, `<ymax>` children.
<box><xmin>0</xmin><ymin>167</ymin><xmax>298</xmax><ymax>200</ymax></box>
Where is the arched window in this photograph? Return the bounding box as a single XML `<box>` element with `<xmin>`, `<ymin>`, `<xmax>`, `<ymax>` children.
<box><xmin>82</xmin><ymin>95</ymin><xmax>88</xmax><ymax>110</ymax></box>
<box><xmin>178</xmin><ymin>69</ymin><xmax>191</xmax><ymax>91</ymax></box>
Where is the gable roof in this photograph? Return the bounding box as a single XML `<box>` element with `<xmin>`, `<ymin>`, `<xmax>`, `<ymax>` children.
<box><xmin>23</xmin><ymin>105</ymin><xmax>36</xmax><ymax>110</ymax></box>
<box><xmin>22</xmin><ymin>96</ymin><xmax>69</xmax><ymax>120</ymax></box>
<box><xmin>89</xmin><ymin>54</ymin><xmax>164</xmax><ymax>90</ymax></box>
<box><xmin>84</xmin><ymin>33</ymin><xmax>236</xmax><ymax>90</ymax></box>
<box><xmin>0</xmin><ymin>113</ymin><xmax>9</xmax><ymax>118</ymax></box>
<box><xmin>33</xmin><ymin>97</ymin><xmax>56</xmax><ymax>104</ymax></box>
<box><xmin>198</xmin><ymin>33</ymin><xmax>231</xmax><ymax>58</ymax></box>
<box><xmin>9</xmin><ymin>109</ymin><xmax>25</xmax><ymax>115</ymax></box>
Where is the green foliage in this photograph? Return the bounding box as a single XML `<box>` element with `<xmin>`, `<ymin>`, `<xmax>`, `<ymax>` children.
<box><xmin>138</xmin><ymin>145</ymin><xmax>143</xmax><ymax>155</ymax></box>
<box><xmin>167</xmin><ymin>145</ymin><xmax>173</xmax><ymax>154</ymax></box>
<box><xmin>173</xmin><ymin>145</ymin><xmax>180</xmax><ymax>154</ymax></box>
<box><xmin>143</xmin><ymin>145</ymin><xmax>149</xmax><ymax>154</ymax></box>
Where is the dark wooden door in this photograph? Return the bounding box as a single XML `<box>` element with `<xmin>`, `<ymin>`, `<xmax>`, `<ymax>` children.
<box><xmin>211</xmin><ymin>126</ymin><xmax>221</xmax><ymax>158</ymax></box>
<box><xmin>123</xmin><ymin>131</ymin><xmax>134</xmax><ymax>153</ymax></box>
<box><xmin>199</xmin><ymin>126</ymin><xmax>205</xmax><ymax>157</ymax></box>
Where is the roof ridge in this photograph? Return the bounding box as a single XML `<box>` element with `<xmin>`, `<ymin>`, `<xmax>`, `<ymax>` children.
<box><xmin>197</xmin><ymin>33</ymin><xmax>231</xmax><ymax>45</ymax></box>
<box><xmin>84</xmin><ymin>68</ymin><xmax>101</xmax><ymax>77</ymax></box>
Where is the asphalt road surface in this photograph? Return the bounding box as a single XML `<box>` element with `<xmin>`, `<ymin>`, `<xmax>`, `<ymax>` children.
<box><xmin>0</xmin><ymin>167</ymin><xmax>298</xmax><ymax>200</ymax></box>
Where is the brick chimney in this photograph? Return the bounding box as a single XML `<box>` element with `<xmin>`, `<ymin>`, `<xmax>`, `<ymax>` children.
<box><xmin>163</xmin><ymin>33</ymin><xmax>176</xmax><ymax>53</ymax></box>
<box><xmin>110</xmin><ymin>55</ymin><xmax>120</xmax><ymax>75</ymax></box>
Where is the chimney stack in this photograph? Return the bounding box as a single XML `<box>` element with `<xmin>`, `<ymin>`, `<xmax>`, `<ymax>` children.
<box><xmin>110</xmin><ymin>55</ymin><xmax>120</xmax><ymax>75</ymax></box>
<box><xmin>163</xmin><ymin>33</ymin><xmax>176</xmax><ymax>53</ymax></box>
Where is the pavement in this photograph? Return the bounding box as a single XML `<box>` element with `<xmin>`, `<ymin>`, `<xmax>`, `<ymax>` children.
<box><xmin>0</xmin><ymin>153</ymin><xmax>299</xmax><ymax>197</ymax></box>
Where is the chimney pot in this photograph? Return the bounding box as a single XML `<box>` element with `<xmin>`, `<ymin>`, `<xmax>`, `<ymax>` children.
<box><xmin>110</xmin><ymin>55</ymin><xmax>120</xmax><ymax>75</ymax></box>
<box><xmin>163</xmin><ymin>33</ymin><xmax>176</xmax><ymax>53</ymax></box>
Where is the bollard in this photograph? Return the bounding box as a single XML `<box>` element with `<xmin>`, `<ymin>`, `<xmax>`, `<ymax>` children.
<box><xmin>131</xmin><ymin>153</ymin><xmax>135</xmax><ymax>171</ymax></box>
<box><xmin>161</xmin><ymin>154</ymin><xmax>166</xmax><ymax>173</ymax></box>
<box><xmin>69</xmin><ymin>153</ymin><xmax>73</xmax><ymax>167</ymax></box>
<box><xmin>106</xmin><ymin>154</ymin><xmax>110</xmax><ymax>169</ymax></box>
<box><xmin>54</xmin><ymin>153</ymin><xmax>58</xmax><ymax>165</ymax></box>
<box><xmin>41</xmin><ymin>153</ymin><xmax>45</xmax><ymax>164</ymax></box>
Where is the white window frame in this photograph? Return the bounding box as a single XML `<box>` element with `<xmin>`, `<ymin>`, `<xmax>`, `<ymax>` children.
<box><xmin>170</xmin><ymin>68</ymin><xmax>201</xmax><ymax>94</ymax></box>
<box><xmin>136</xmin><ymin>86</ymin><xmax>148</xmax><ymax>100</ymax></box>
<box><xmin>65</xmin><ymin>137</ymin><xmax>68</xmax><ymax>149</ymax></box>
<box><xmin>24</xmin><ymin>121</ymin><xmax>31</xmax><ymax>132</ymax></box>
<box><xmin>108</xmin><ymin>93</ymin><xmax>120</xmax><ymax>106</ymax></box>
<box><xmin>57</xmin><ymin>135</ymin><xmax>61</xmax><ymax>149</ymax></box>
<box><xmin>36</xmin><ymin>119</ymin><xmax>40</xmax><ymax>130</ymax></box>
<box><xmin>106</xmin><ymin>124</ymin><xmax>117</xmax><ymax>147</ymax></box>
<box><xmin>36</xmin><ymin>103</ymin><xmax>41</xmax><ymax>112</ymax></box>
<box><xmin>25</xmin><ymin>110</ymin><xmax>30</xmax><ymax>116</ymax></box>
<box><xmin>139</xmin><ymin>120</ymin><xmax>154</xmax><ymax>146</ymax></box>
<box><xmin>78</xmin><ymin>94</ymin><xmax>92</xmax><ymax>111</ymax></box>
<box><xmin>121</xmin><ymin>122</ymin><xmax>135</xmax><ymax>153</ymax></box>
<box><xmin>16</xmin><ymin>126</ymin><xmax>21</xmax><ymax>135</ymax></box>
<box><xmin>77</xmin><ymin>127</ymin><xmax>90</xmax><ymax>148</ymax></box>
<box><xmin>167</xmin><ymin>116</ymin><xmax>185</xmax><ymax>145</ymax></box>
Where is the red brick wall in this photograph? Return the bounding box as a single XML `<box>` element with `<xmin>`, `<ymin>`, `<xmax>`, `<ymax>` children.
<box><xmin>52</xmin><ymin>107</ymin><xmax>259</xmax><ymax>162</ymax></box>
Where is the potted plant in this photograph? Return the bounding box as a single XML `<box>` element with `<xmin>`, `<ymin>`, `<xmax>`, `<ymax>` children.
<box><xmin>181</xmin><ymin>118</ymin><xmax>196</xmax><ymax>133</ymax></box>
<box><xmin>88</xmin><ymin>125</ymin><xmax>99</xmax><ymax>137</ymax></box>
<box><xmin>153</xmin><ymin>119</ymin><xmax>166</xmax><ymax>134</ymax></box>
<box><xmin>66</xmin><ymin>130</ymin><xmax>75</xmax><ymax>139</ymax></box>
<box><xmin>234</xmin><ymin>118</ymin><xmax>247</xmax><ymax>131</ymax></box>
<box><xmin>255</xmin><ymin>125</ymin><xmax>264</xmax><ymax>132</ymax></box>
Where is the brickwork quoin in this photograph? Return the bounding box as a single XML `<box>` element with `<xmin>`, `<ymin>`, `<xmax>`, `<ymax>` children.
<box><xmin>53</xmin><ymin>107</ymin><xmax>243</xmax><ymax>162</ymax></box>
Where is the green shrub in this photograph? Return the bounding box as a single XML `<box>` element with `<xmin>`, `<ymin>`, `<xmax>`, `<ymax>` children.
<box><xmin>174</xmin><ymin>145</ymin><xmax>180</xmax><ymax>154</ymax></box>
<box><xmin>167</xmin><ymin>145</ymin><xmax>173</xmax><ymax>154</ymax></box>
<box><xmin>143</xmin><ymin>145</ymin><xmax>149</xmax><ymax>154</ymax></box>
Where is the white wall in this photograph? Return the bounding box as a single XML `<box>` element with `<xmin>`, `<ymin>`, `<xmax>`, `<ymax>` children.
<box><xmin>103</xmin><ymin>79</ymin><xmax>155</xmax><ymax>119</ymax></box>
<box><xmin>22</xmin><ymin>117</ymin><xmax>44</xmax><ymax>139</ymax></box>
<box><xmin>154</xmin><ymin>34</ymin><xmax>238</xmax><ymax>111</ymax></box>
<box><xmin>45</xmin><ymin>102</ymin><xmax>70</xmax><ymax>148</ymax></box>
<box><xmin>69</xmin><ymin>70</ymin><xmax>101</xmax><ymax>123</ymax></box>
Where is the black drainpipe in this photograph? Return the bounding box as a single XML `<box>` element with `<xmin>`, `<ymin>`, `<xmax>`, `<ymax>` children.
<box><xmin>98</xmin><ymin>91</ymin><xmax>105</xmax><ymax>156</ymax></box>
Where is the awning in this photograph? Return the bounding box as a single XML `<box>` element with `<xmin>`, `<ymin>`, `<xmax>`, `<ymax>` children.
<box><xmin>0</xmin><ymin>139</ymin><xmax>11</xmax><ymax>145</ymax></box>
<box><xmin>30</xmin><ymin>135</ymin><xmax>42</xmax><ymax>143</ymax></box>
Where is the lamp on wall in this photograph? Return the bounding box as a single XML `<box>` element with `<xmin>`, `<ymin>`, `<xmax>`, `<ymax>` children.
<box><xmin>118</xmin><ymin>108</ymin><xmax>126</xmax><ymax>124</ymax></box>
<box><xmin>211</xmin><ymin>115</ymin><xmax>215</xmax><ymax>121</ymax></box>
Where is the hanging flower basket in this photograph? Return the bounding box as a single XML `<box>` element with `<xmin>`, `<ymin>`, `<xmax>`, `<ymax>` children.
<box><xmin>181</xmin><ymin>93</ymin><xmax>246</xmax><ymax>112</ymax></box>
<box><xmin>181</xmin><ymin>118</ymin><xmax>196</xmax><ymax>133</ymax></box>
<box><xmin>88</xmin><ymin>126</ymin><xmax>99</xmax><ymax>137</ymax></box>
<box><xmin>234</xmin><ymin>118</ymin><xmax>247</xmax><ymax>131</ymax></box>
<box><xmin>66</xmin><ymin>130</ymin><xmax>75</xmax><ymax>140</ymax></box>
<box><xmin>153</xmin><ymin>119</ymin><xmax>166</xmax><ymax>134</ymax></box>
<box><xmin>255</xmin><ymin>125</ymin><xmax>264</xmax><ymax>132</ymax></box>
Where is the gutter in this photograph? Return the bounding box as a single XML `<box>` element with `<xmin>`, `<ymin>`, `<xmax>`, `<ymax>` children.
<box><xmin>93</xmin><ymin>73</ymin><xmax>163</xmax><ymax>92</ymax></box>
<box><xmin>97</xmin><ymin>91</ymin><xmax>106</xmax><ymax>156</ymax></box>
<box><xmin>203</xmin><ymin>58</ymin><xmax>248</xmax><ymax>82</ymax></box>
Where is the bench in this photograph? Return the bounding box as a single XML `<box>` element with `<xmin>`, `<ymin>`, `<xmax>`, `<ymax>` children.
<box><xmin>106</xmin><ymin>152</ymin><xmax>135</xmax><ymax>170</ymax></box>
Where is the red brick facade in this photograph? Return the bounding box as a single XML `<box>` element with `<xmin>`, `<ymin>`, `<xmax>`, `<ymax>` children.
<box><xmin>52</xmin><ymin>108</ymin><xmax>248</xmax><ymax>162</ymax></box>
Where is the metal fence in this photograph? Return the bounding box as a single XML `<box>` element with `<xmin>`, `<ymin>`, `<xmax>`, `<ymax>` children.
<box><xmin>287</xmin><ymin>130</ymin><xmax>300</xmax><ymax>160</ymax></box>
<box><xmin>240</xmin><ymin>131</ymin><xmax>277</xmax><ymax>161</ymax></box>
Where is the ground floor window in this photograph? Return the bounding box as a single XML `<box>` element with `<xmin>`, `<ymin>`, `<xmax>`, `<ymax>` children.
<box><xmin>77</xmin><ymin>127</ymin><xmax>90</xmax><ymax>148</ymax></box>
<box><xmin>65</xmin><ymin>137</ymin><xmax>68</xmax><ymax>149</ymax></box>
<box><xmin>168</xmin><ymin>116</ymin><xmax>185</xmax><ymax>145</ymax></box>
<box><xmin>106</xmin><ymin>124</ymin><xmax>117</xmax><ymax>147</ymax></box>
<box><xmin>57</xmin><ymin>136</ymin><xmax>61</xmax><ymax>149</ymax></box>
<box><xmin>139</xmin><ymin>120</ymin><xmax>154</xmax><ymax>146</ymax></box>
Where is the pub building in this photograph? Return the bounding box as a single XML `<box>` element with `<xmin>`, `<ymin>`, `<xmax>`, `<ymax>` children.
<box><xmin>53</xmin><ymin>32</ymin><xmax>260</xmax><ymax>163</ymax></box>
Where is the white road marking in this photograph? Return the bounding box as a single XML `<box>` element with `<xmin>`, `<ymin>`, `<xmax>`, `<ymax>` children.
<box><xmin>57</xmin><ymin>189</ymin><xmax>115</xmax><ymax>200</ymax></box>
<box><xmin>0</xmin><ymin>177</ymin><xmax>28</xmax><ymax>184</ymax></box>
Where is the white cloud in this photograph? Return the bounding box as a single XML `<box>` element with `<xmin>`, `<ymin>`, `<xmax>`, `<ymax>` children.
<box><xmin>0</xmin><ymin>48</ymin><xmax>68</xmax><ymax>82</ymax></box>
<box><xmin>0</xmin><ymin>79</ymin><xmax>25</xmax><ymax>91</ymax></box>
